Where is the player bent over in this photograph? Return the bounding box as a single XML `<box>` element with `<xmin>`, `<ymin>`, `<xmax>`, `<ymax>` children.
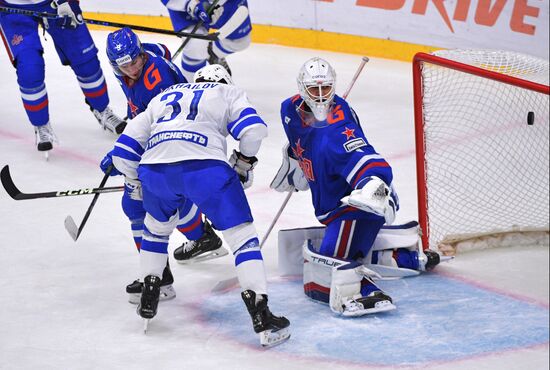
<box><xmin>0</xmin><ymin>0</ymin><xmax>126</xmax><ymax>156</ymax></box>
<box><xmin>107</xmin><ymin>64</ymin><xmax>290</xmax><ymax>346</ymax></box>
<box><xmin>100</xmin><ymin>28</ymin><xmax>225</xmax><ymax>303</ymax></box>
<box><xmin>272</xmin><ymin>57</ymin><xmax>440</xmax><ymax>317</ymax></box>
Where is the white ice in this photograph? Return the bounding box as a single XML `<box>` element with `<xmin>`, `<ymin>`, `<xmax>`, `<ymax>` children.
<box><xmin>0</xmin><ymin>30</ymin><xmax>548</xmax><ymax>370</ymax></box>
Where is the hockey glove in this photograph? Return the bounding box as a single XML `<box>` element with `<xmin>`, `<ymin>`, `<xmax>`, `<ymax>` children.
<box><xmin>270</xmin><ymin>143</ymin><xmax>309</xmax><ymax>192</ymax></box>
<box><xmin>340</xmin><ymin>176</ymin><xmax>396</xmax><ymax>225</ymax></box>
<box><xmin>185</xmin><ymin>0</ymin><xmax>223</xmax><ymax>26</ymax></box>
<box><xmin>124</xmin><ymin>177</ymin><xmax>143</xmax><ymax>201</ymax></box>
<box><xmin>100</xmin><ymin>151</ymin><xmax>122</xmax><ymax>176</ymax></box>
<box><xmin>53</xmin><ymin>0</ymin><xmax>83</xmax><ymax>29</ymax></box>
<box><xmin>229</xmin><ymin>150</ymin><xmax>257</xmax><ymax>189</ymax></box>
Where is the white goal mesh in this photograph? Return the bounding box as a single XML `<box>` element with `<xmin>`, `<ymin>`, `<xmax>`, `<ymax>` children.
<box><xmin>414</xmin><ymin>49</ymin><xmax>550</xmax><ymax>254</ymax></box>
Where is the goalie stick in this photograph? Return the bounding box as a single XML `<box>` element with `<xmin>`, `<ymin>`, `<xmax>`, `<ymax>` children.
<box><xmin>259</xmin><ymin>56</ymin><xmax>370</xmax><ymax>249</ymax></box>
<box><xmin>0</xmin><ymin>165</ymin><xmax>123</xmax><ymax>200</ymax></box>
<box><xmin>172</xmin><ymin>0</ymin><xmax>220</xmax><ymax>61</ymax></box>
<box><xmin>212</xmin><ymin>57</ymin><xmax>370</xmax><ymax>293</ymax></box>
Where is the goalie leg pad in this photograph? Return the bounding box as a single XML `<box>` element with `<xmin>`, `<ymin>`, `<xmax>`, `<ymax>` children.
<box><xmin>366</xmin><ymin>221</ymin><xmax>441</xmax><ymax>275</ymax></box>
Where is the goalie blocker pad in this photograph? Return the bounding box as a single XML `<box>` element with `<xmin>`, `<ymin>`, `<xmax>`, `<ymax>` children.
<box><xmin>278</xmin><ymin>221</ymin><xmax>425</xmax><ymax>279</ymax></box>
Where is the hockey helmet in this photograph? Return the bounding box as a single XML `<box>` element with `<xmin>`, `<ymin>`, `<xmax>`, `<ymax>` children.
<box><xmin>297</xmin><ymin>57</ymin><xmax>336</xmax><ymax>123</ymax></box>
<box><xmin>194</xmin><ymin>64</ymin><xmax>233</xmax><ymax>85</ymax></box>
<box><xmin>106</xmin><ymin>27</ymin><xmax>144</xmax><ymax>73</ymax></box>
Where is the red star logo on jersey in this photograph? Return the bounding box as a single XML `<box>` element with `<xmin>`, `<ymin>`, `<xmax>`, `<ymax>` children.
<box><xmin>292</xmin><ymin>139</ymin><xmax>305</xmax><ymax>159</ymax></box>
<box><xmin>292</xmin><ymin>139</ymin><xmax>315</xmax><ymax>181</ymax></box>
<box><xmin>128</xmin><ymin>99</ymin><xmax>139</xmax><ymax>118</ymax></box>
<box><xmin>342</xmin><ymin>127</ymin><xmax>356</xmax><ymax>140</ymax></box>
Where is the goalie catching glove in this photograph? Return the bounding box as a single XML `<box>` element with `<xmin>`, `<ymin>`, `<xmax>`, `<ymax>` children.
<box><xmin>270</xmin><ymin>143</ymin><xmax>309</xmax><ymax>192</ymax></box>
<box><xmin>229</xmin><ymin>150</ymin><xmax>257</xmax><ymax>189</ymax></box>
<box><xmin>341</xmin><ymin>176</ymin><xmax>396</xmax><ymax>225</ymax></box>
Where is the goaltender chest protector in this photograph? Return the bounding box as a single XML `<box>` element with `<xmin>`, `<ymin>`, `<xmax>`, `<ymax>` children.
<box><xmin>282</xmin><ymin>95</ymin><xmax>370</xmax><ymax>217</ymax></box>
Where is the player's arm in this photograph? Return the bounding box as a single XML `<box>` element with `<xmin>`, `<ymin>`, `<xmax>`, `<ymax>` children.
<box><xmin>226</xmin><ymin>87</ymin><xmax>268</xmax><ymax>188</ymax></box>
<box><xmin>111</xmin><ymin>109</ymin><xmax>153</xmax><ymax>180</ymax></box>
<box><xmin>330</xmin><ymin>128</ymin><xmax>398</xmax><ymax>224</ymax></box>
<box><xmin>270</xmin><ymin>99</ymin><xmax>310</xmax><ymax>192</ymax></box>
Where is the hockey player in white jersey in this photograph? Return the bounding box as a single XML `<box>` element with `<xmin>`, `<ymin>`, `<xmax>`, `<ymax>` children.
<box><xmin>107</xmin><ymin>64</ymin><xmax>290</xmax><ymax>346</ymax></box>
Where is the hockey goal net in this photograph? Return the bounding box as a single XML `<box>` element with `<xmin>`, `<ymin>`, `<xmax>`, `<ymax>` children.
<box><xmin>413</xmin><ymin>49</ymin><xmax>549</xmax><ymax>255</ymax></box>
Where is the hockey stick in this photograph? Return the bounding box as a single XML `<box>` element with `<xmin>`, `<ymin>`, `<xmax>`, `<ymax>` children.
<box><xmin>172</xmin><ymin>3</ymin><xmax>249</xmax><ymax>61</ymax></box>
<box><xmin>211</xmin><ymin>57</ymin><xmax>371</xmax><ymax>293</ymax></box>
<box><xmin>0</xmin><ymin>165</ymin><xmax>124</xmax><ymax>200</ymax></box>
<box><xmin>172</xmin><ymin>0</ymin><xmax>220</xmax><ymax>61</ymax></box>
<box><xmin>0</xmin><ymin>6</ymin><xmax>215</xmax><ymax>41</ymax></box>
<box><xmin>64</xmin><ymin>167</ymin><xmax>113</xmax><ymax>241</ymax></box>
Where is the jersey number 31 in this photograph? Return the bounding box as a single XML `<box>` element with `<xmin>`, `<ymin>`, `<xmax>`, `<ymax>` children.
<box><xmin>156</xmin><ymin>90</ymin><xmax>204</xmax><ymax>124</ymax></box>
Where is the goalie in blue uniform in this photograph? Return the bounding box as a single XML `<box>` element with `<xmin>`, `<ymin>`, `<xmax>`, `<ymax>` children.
<box><xmin>272</xmin><ymin>57</ymin><xmax>440</xmax><ymax>317</ymax></box>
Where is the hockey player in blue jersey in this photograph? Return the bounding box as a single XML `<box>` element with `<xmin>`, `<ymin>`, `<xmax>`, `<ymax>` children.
<box><xmin>272</xmin><ymin>57</ymin><xmax>440</xmax><ymax>317</ymax></box>
<box><xmin>101</xmin><ymin>27</ymin><xmax>226</xmax><ymax>304</ymax></box>
<box><xmin>0</xmin><ymin>0</ymin><xmax>126</xmax><ymax>155</ymax></box>
<box><xmin>161</xmin><ymin>0</ymin><xmax>252</xmax><ymax>81</ymax></box>
<box><xmin>105</xmin><ymin>64</ymin><xmax>290</xmax><ymax>346</ymax></box>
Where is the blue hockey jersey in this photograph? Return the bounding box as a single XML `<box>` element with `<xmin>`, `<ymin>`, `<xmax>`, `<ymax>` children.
<box><xmin>280</xmin><ymin>94</ymin><xmax>398</xmax><ymax>224</ymax></box>
<box><xmin>115</xmin><ymin>43</ymin><xmax>187</xmax><ymax>118</ymax></box>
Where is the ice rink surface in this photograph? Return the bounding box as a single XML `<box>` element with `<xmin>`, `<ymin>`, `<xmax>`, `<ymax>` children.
<box><xmin>0</xmin><ymin>30</ymin><xmax>548</xmax><ymax>370</ymax></box>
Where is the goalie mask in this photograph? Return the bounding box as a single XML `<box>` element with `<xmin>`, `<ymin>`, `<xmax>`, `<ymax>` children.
<box><xmin>106</xmin><ymin>27</ymin><xmax>145</xmax><ymax>79</ymax></box>
<box><xmin>297</xmin><ymin>57</ymin><xmax>336</xmax><ymax>123</ymax></box>
<box><xmin>194</xmin><ymin>64</ymin><xmax>234</xmax><ymax>85</ymax></box>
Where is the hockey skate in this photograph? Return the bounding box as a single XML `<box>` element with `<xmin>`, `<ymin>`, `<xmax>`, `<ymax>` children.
<box><xmin>342</xmin><ymin>291</ymin><xmax>396</xmax><ymax>317</ymax></box>
<box><xmin>91</xmin><ymin>106</ymin><xmax>127</xmax><ymax>134</ymax></box>
<box><xmin>173</xmin><ymin>222</ymin><xmax>227</xmax><ymax>264</ymax></box>
<box><xmin>127</xmin><ymin>263</ymin><xmax>176</xmax><ymax>304</ymax></box>
<box><xmin>241</xmin><ymin>290</ymin><xmax>291</xmax><ymax>347</ymax></box>
<box><xmin>137</xmin><ymin>275</ymin><xmax>161</xmax><ymax>333</ymax></box>
<box><xmin>34</xmin><ymin>123</ymin><xmax>58</xmax><ymax>156</ymax></box>
<box><xmin>207</xmin><ymin>42</ymin><xmax>232</xmax><ymax>76</ymax></box>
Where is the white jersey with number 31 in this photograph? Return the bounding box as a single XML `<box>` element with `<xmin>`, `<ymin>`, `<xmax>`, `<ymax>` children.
<box><xmin>116</xmin><ymin>82</ymin><xmax>266</xmax><ymax>173</ymax></box>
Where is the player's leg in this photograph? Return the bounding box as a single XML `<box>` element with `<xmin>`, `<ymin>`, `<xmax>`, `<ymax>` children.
<box><xmin>136</xmin><ymin>175</ymin><xmax>183</xmax><ymax>320</ymax></box>
<box><xmin>121</xmin><ymin>193</ymin><xmax>176</xmax><ymax>304</ymax></box>
<box><xmin>208</xmin><ymin>1</ymin><xmax>252</xmax><ymax>75</ymax></box>
<box><xmin>0</xmin><ymin>13</ymin><xmax>56</xmax><ymax>151</ymax></box>
<box><xmin>45</xmin><ymin>11</ymin><xmax>126</xmax><ymax>134</ymax></box>
<box><xmin>181</xmin><ymin>160</ymin><xmax>290</xmax><ymax>346</ymax></box>
<box><xmin>167</xmin><ymin>9</ymin><xmax>208</xmax><ymax>82</ymax></box>
<box><xmin>173</xmin><ymin>199</ymin><xmax>226</xmax><ymax>263</ymax></box>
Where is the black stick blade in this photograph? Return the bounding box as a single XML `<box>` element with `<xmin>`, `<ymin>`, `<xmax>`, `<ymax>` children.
<box><xmin>1</xmin><ymin>165</ymin><xmax>23</xmax><ymax>200</ymax></box>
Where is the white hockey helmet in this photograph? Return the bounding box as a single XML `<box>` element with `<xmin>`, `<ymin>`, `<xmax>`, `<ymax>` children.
<box><xmin>194</xmin><ymin>64</ymin><xmax>234</xmax><ymax>85</ymax></box>
<box><xmin>297</xmin><ymin>57</ymin><xmax>336</xmax><ymax>122</ymax></box>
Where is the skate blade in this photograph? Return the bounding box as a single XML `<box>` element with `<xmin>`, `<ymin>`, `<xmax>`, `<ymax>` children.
<box><xmin>259</xmin><ymin>327</ymin><xmax>291</xmax><ymax>347</ymax></box>
<box><xmin>176</xmin><ymin>247</ymin><xmax>229</xmax><ymax>264</ymax></box>
<box><xmin>143</xmin><ymin>319</ymin><xmax>150</xmax><ymax>334</ymax></box>
<box><xmin>342</xmin><ymin>301</ymin><xmax>397</xmax><ymax>317</ymax></box>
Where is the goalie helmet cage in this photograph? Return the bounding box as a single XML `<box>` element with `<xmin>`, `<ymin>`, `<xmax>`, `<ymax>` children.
<box><xmin>413</xmin><ymin>49</ymin><xmax>550</xmax><ymax>254</ymax></box>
